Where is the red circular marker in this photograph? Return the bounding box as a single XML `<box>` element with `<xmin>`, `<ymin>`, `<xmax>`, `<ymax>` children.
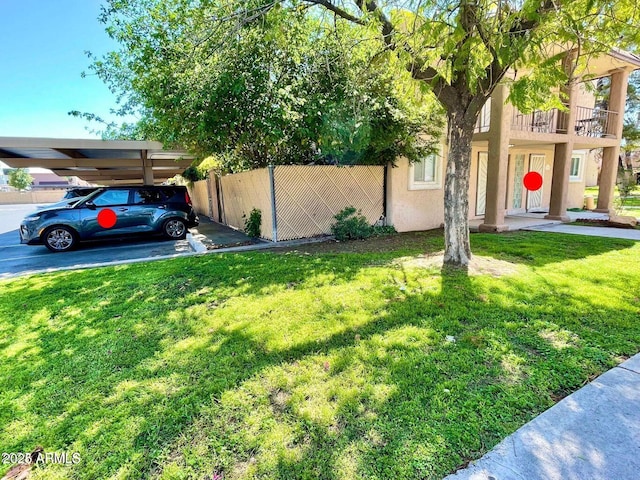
<box><xmin>97</xmin><ymin>208</ymin><xmax>117</xmax><ymax>229</ymax></box>
<box><xmin>523</xmin><ymin>172</ymin><xmax>543</xmax><ymax>191</ymax></box>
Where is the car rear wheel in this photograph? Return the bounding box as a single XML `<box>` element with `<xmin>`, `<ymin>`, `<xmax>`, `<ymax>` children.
<box><xmin>163</xmin><ymin>218</ymin><xmax>187</xmax><ymax>239</ymax></box>
<box><xmin>43</xmin><ymin>226</ymin><xmax>78</xmax><ymax>252</ymax></box>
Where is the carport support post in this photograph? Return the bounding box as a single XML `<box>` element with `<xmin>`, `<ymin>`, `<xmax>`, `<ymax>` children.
<box><xmin>141</xmin><ymin>150</ymin><xmax>154</xmax><ymax>185</ymax></box>
<box><xmin>268</xmin><ymin>164</ymin><xmax>278</xmax><ymax>242</ymax></box>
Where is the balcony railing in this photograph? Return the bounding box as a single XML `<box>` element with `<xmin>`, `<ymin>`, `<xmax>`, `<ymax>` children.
<box><xmin>574</xmin><ymin>106</ymin><xmax>618</xmax><ymax>138</ymax></box>
<box><xmin>511</xmin><ymin>108</ymin><xmax>564</xmax><ymax>134</ymax></box>
<box><xmin>510</xmin><ymin>106</ymin><xmax>618</xmax><ymax>138</ymax></box>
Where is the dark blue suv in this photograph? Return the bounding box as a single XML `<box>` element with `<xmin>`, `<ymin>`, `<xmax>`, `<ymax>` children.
<box><xmin>20</xmin><ymin>186</ymin><xmax>199</xmax><ymax>252</ymax></box>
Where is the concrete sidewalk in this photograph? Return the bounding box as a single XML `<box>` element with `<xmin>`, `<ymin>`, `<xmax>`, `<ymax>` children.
<box><xmin>188</xmin><ymin>217</ymin><xmax>258</xmax><ymax>251</ymax></box>
<box><xmin>445</xmin><ymin>354</ymin><xmax>640</xmax><ymax>480</ymax></box>
<box><xmin>525</xmin><ymin>223</ymin><xmax>640</xmax><ymax>240</ymax></box>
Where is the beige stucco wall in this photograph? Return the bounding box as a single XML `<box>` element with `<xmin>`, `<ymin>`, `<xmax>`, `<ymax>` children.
<box><xmin>567</xmin><ymin>182</ymin><xmax>585</xmax><ymax>209</ymax></box>
<box><xmin>0</xmin><ymin>190</ymin><xmax>66</xmax><ymax>204</ymax></box>
<box><xmin>387</xmin><ymin>156</ymin><xmax>446</xmax><ymax>232</ymax></box>
<box><xmin>388</xmin><ymin>141</ymin><xmax>592</xmax><ymax>232</ymax></box>
<box><xmin>566</xmin><ymin>149</ymin><xmax>598</xmax><ymax>209</ymax></box>
<box><xmin>584</xmin><ymin>150</ymin><xmax>600</xmax><ymax>187</ymax></box>
<box><xmin>576</xmin><ymin>80</ymin><xmax>598</xmax><ymax>108</ymax></box>
<box><xmin>219</xmin><ymin>168</ymin><xmax>274</xmax><ymax>240</ymax></box>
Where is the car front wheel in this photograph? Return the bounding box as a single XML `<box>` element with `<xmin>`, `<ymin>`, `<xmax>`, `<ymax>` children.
<box><xmin>163</xmin><ymin>218</ymin><xmax>187</xmax><ymax>239</ymax></box>
<box><xmin>43</xmin><ymin>226</ymin><xmax>78</xmax><ymax>252</ymax></box>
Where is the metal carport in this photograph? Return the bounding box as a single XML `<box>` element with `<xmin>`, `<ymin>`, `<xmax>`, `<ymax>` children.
<box><xmin>0</xmin><ymin>137</ymin><xmax>194</xmax><ymax>185</ymax></box>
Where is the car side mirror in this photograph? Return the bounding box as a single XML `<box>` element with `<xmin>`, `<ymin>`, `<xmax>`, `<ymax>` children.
<box><xmin>85</xmin><ymin>201</ymin><xmax>96</xmax><ymax>210</ymax></box>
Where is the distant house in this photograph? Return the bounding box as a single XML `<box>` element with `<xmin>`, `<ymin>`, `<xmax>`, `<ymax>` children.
<box><xmin>0</xmin><ymin>162</ymin><xmax>87</xmax><ymax>190</ymax></box>
<box><xmin>28</xmin><ymin>168</ymin><xmax>89</xmax><ymax>189</ymax></box>
<box><xmin>386</xmin><ymin>48</ymin><xmax>640</xmax><ymax>232</ymax></box>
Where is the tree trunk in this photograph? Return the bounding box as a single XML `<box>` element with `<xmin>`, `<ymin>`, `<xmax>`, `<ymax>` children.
<box><xmin>443</xmin><ymin>112</ymin><xmax>476</xmax><ymax>268</ymax></box>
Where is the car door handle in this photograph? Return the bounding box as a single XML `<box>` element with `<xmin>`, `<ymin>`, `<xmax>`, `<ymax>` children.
<box><xmin>118</xmin><ymin>208</ymin><xmax>129</xmax><ymax>212</ymax></box>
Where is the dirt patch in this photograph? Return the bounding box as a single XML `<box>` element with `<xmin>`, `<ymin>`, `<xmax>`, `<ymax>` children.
<box><xmin>266</xmin><ymin>232</ymin><xmax>518</xmax><ymax>276</ymax></box>
<box><xmin>268</xmin><ymin>389</ymin><xmax>291</xmax><ymax>414</ymax></box>
<box><xmin>399</xmin><ymin>253</ymin><xmax>520</xmax><ymax>277</ymax></box>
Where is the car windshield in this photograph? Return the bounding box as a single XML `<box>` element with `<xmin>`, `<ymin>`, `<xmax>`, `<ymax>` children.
<box><xmin>77</xmin><ymin>188</ymin><xmax>105</xmax><ymax>204</ymax></box>
<box><xmin>37</xmin><ymin>196</ymin><xmax>88</xmax><ymax>210</ymax></box>
<box><xmin>64</xmin><ymin>188</ymin><xmax>99</xmax><ymax>199</ymax></box>
<box><xmin>67</xmin><ymin>196</ymin><xmax>85</xmax><ymax>206</ymax></box>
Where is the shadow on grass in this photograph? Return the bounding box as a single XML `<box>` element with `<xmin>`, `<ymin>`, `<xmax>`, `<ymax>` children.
<box><xmin>0</xmin><ymin>234</ymin><xmax>639</xmax><ymax>478</ymax></box>
<box><xmin>266</xmin><ymin>267</ymin><xmax>640</xmax><ymax>479</ymax></box>
<box><xmin>270</xmin><ymin>229</ymin><xmax>637</xmax><ymax>270</ymax></box>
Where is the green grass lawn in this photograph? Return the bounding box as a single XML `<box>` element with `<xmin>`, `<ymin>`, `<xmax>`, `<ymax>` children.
<box><xmin>584</xmin><ymin>185</ymin><xmax>640</xmax><ymax>218</ymax></box>
<box><xmin>2</xmin><ymin>231</ymin><xmax>640</xmax><ymax>479</ymax></box>
<box><xmin>620</xmin><ymin>195</ymin><xmax>640</xmax><ymax>218</ymax></box>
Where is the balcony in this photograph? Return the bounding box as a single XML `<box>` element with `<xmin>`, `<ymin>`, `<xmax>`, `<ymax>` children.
<box><xmin>574</xmin><ymin>106</ymin><xmax>618</xmax><ymax>138</ymax></box>
<box><xmin>510</xmin><ymin>106</ymin><xmax>618</xmax><ymax>138</ymax></box>
<box><xmin>512</xmin><ymin>108</ymin><xmax>564</xmax><ymax>134</ymax></box>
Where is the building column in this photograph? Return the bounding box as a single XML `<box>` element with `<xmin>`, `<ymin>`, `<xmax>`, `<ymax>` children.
<box><xmin>479</xmin><ymin>84</ymin><xmax>512</xmax><ymax>232</ymax></box>
<box><xmin>545</xmin><ymin>55</ymin><xmax>578</xmax><ymax>221</ymax></box>
<box><xmin>546</xmin><ymin>141</ymin><xmax>573</xmax><ymax>221</ymax></box>
<box><xmin>596</xmin><ymin>69</ymin><xmax>630</xmax><ymax>213</ymax></box>
<box><xmin>141</xmin><ymin>150</ymin><xmax>154</xmax><ymax>185</ymax></box>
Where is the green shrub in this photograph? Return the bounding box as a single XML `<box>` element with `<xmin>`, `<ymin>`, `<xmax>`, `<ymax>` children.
<box><xmin>615</xmin><ymin>170</ymin><xmax>636</xmax><ymax>214</ymax></box>
<box><xmin>331</xmin><ymin>207</ymin><xmax>373</xmax><ymax>241</ymax></box>
<box><xmin>181</xmin><ymin>165</ymin><xmax>204</xmax><ymax>182</ymax></box>
<box><xmin>372</xmin><ymin>224</ymin><xmax>397</xmax><ymax>236</ymax></box>
<box><xmin>243</xmin><ymin>208</ymin><xmax>262</xmax><ymax>238</ymax></box>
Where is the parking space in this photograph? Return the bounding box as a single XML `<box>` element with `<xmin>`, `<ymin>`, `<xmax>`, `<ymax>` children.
<box><xmin>0</xmin><ymin>204</ymin><xmax>193</xmax><ymax>279</ymax></box>
<box><xmin>189</xmin><ymin>217</ymin><xmax>257</xmax><ymax>249</ymax></box>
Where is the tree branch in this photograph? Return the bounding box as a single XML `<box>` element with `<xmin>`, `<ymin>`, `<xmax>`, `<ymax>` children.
<box><xmin>477</xmin><ymin>0</ymin><xmax>558</xmax><ymax>95</ymax></box>
<box><xmin>305</xmin><ymin>0</ymin><xmax>367</xmax><ymax>25</ymax></box>
<box><xmin>355</xmin><ymin>0</ymin><xmax>395</xmax><ymax>47</ymax></box>
<box><xmin>509</xmin><ymin>0</ymin><xmax>558</xmax><ymax>35</ymax></box>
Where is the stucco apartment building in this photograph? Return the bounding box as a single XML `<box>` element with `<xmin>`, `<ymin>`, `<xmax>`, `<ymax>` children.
<box><xmin>387</xmin><ymin>49</ymin><xmax>640</xmax><ymax>232</ymax></box>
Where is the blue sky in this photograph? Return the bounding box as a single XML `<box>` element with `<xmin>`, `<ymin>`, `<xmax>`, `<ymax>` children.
<box><xmin>0</xmin><ymin>0</ymin><xmax>126</xmax><ymax>139</ymax></box>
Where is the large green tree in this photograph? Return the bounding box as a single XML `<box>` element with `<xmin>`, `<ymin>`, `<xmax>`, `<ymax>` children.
<box><xmin>294</xmin><ymin>0</ymin><xmax>639</xmax><ymax>266</ymax></box>
<box><xmin>91</xmin><ymin>0</ymin><xmax>639</xmax><ymax>267</ymax></box>
<box><xmin>83</xmin><ymin>1</ymin><xmax>442</xmax><ymax>171</ymax></box>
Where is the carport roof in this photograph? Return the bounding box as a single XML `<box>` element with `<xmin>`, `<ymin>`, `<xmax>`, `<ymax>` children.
<box><xmin>0</xmin><ymin>137</ymin><xmax>195</xmax><ymax>185</ymax></box>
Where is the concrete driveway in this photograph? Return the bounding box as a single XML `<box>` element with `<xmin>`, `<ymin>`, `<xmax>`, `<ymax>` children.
<box><xmin>0</xmin><ymin>204</ymin><xmax>193</xmax><ymax>279</ymax></box>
